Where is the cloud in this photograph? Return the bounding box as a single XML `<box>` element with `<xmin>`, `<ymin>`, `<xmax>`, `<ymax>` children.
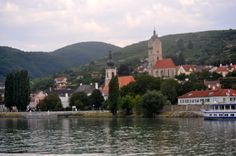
<box><xmin>0</xmin><ymin>0</ymin><xmax>235</xmax><ymax>51</ymax></box>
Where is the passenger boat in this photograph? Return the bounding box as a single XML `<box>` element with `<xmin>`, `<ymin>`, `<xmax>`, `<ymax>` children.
<box><xmin>202</xmin><ymin>103</ymin><xmax>236</xmax><ymax>120</ymax></box>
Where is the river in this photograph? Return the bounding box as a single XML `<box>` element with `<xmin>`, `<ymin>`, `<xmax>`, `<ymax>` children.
<box><xmin>0</xmin><ymin>117</ymin><xmax>236</xmax><ymax>155</ymax></box>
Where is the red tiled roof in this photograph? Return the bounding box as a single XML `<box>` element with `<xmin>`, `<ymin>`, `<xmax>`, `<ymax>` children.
<box><xmin>178</xmin><ymin>89</ymin><xmax>236</xmax><ymax>99</ymax></box>
<box><xmin>154</xmin><ymin>58</ymin><xmax>176</xmax><ymax>69</ymax></box>
<box><xmin>118</xmin><ymin>76</ymin><xmax>135</xmax><ymax>88</ymax></box>
<box><xmin>102</xmin><ymin>76</ymin><xmax>135</xmax><ymax>96</ymax></box>
<box><xmin>216</xmin><ymin>67</ymin><xmax>228</xmax><ymax>73</ymax></box>
<box><xmin>182</xmin><ymin>65</ymin><xmax>194</xmax><ymax>72</ymax></box>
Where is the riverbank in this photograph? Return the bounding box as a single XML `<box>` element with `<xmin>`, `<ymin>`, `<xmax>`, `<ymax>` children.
<box><xmin>159</xmin><ymin>111</ymin><xmax>203</xmax><ymax>118</ymax></box>
<box><xmin>0</xmin><ymin>110</ymin><xmax>203</xmax><ymax>118</ymax></box>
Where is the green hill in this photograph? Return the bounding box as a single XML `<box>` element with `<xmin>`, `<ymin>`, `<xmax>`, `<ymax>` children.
<box><xmin>0</xmin><ymin>42</ymin><xmax>121</xmax><ymax>80</ymax></box>
<box><xmin>1</xmin><ymin>29</ymin><xmax>236</xmax><ymax>82</ymax></box>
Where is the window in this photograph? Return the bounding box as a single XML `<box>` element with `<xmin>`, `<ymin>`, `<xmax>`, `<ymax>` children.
<box><xmin>226</xmin><ymin>105</ymin><xmax>230</xmax><ymax>110</ymax></box>
<box><xmin>219</xmin><ymin>114</ymin><xmax>223</xmax><ymax>117</ymax></box>
<box><xmin>224</xmin><ymin>114</ymin><xmax>228</xmax><ymax>117</ymax></box>
<box><xmin>230</xmin><ymin>114</ymin><xmax>234</xmax><ymax>117</ymax></box>
<box><xmin>209</xmin><ymin>114</ymin><xmax>212</xmax><ymax>116</ymax></box>
<box><xmin>215</xmin><ymin>106</ymin><xmax>218</xmax><ymax>110</ymax></box>
<box><xmin>231</xmin><ymin>105</ymin><xmax>235</xmax><ymax>110</ymax></box>
<box><xmin>214</xmin><ymin>114</ymin><xmax>217</xmax><ymax>116</ymax></box>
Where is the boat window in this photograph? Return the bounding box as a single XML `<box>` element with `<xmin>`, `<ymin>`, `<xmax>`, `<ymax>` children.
<box><xmin>226</xmin><ymin>105</ymin><xmax>230</xmax><ymax>110</ymax></box>
<box><xmin>219</xmin><ymin>114</ymin><xmax>223</xmax><ymax>116</ymax></box>
<box><xmin>209</xmin><ymin>114</ymin><xmax>212</xmax><ymax>116</ymax></box>
<box><xmin>230</xmin><ymin>114</ymin><xmax>234</xmax><ymax>117</ymax></box>
<box><xmin>215</xmin><ymin>106</ymin><xmax>218</xmax><ymax>110</ymax></box>
<box><xmin>220</xmin><ymin>105</ymin><xmax>224</xmax><ymax>110</ymax></box>
<box><xmin>224</xmin><ymin>114</ymin><xmax>228</xmax><ymax>117</ymax></box>
<box><xmin>214</xmin><ymin>114</ymin><xmax>217</xmax><ymax>116</ymax></box>
<box><xmin>223</xmin><ymin>98</ymin><xmax>226</xmax><ymax>102</ymax></box>
<box><xmin>231</xmin><ymin>105</ymin><xmax>236</xmax><ymax>110</ymax></box>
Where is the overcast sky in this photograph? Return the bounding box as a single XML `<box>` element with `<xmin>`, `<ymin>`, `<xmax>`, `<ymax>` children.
<box><xmin>0</xmin><ymin>0</ymin><xmax>235</xmax><ymax>51</ymax></box>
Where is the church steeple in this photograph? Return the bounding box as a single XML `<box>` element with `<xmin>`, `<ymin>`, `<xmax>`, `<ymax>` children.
<box><xmin>105</xmin><ymin>50</ymin><xmax>117</xmax><ymax>85</ymax></box>
<box><xmin>106</xmin><ymin>50</ymin><xmax>115</xmax><ymax>68</ymax></box>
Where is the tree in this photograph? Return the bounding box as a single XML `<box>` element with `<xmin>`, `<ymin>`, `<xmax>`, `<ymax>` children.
<box><xmin>108</xmin><ymin>76</ymin><xmax>119</xmax><ymax>115</ymax></box>
<box><xmin>160</xmin><ymin>79</ymin><xmax>179</xmax><ymax>104</ymax></box>
<box><xmin>4</xmin><ymin>70</ymin><xmax>30</xmax><ymax>111</ymax></box>
<box><xmin>187</xmin><ymin>40</ymin><xmax>193</xmax><ymax>49</ymax></box>
<box><xmin>117</xmin><ymin>64</ymin><xmax>132</xmax><ymax>76</ymax></box>
<box><xmin>90</xmin><ymin>89</ymin><xmax>104</xmax><ymax>110</ymax></box>
<box><xmin>119</xmin><ymin>95</ymin><xmax>134</xmax><ymax>115</ymax></box>
<box><xmin>140</xmin><ymin>90</ymin><xmax>170</xmax><ymax>117</ymax></box>
<box><xmin>70</xmin><ymin>92</ymin><xmax>90</xmax><ymax>110</ymax></box>
<box><xmin>120</xmin><ymin>74</ymin><xmax>162</xmax><ymax>96</ymax></box>
<box><xmin>38</xmin><ymin>94</ymin><xmax>62</xmax><ymax>111</ymax></box>
<box><xmin>177</xmin><ymin>39</ymin><xmax>185</xmax><ymax>50</ymax></box>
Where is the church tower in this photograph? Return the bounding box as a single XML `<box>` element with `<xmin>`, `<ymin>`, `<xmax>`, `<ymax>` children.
<box><xmin>105</xmin><ymin>50</ymin><xmax>117</xmax><ymax>86</ymax></box>
<box><xmin>148</xmin><ymin>30</ymin><xmax>163</xmax><ymax>69</ymax></box>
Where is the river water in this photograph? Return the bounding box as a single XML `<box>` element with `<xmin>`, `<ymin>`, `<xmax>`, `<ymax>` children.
<box><xmin>0</xmin><ymin>117</ymin><xmax>236</xmax><ymax>155</ymax></box>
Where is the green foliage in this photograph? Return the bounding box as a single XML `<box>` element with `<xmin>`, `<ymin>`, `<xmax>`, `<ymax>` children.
<box><xmin>220</xmin><ymin>77</ymin><xmax>236</xmax><ymax>89</ymax></box>
<box><xmin>90</xmin><ymin>89</ymin><xmax>104</xmax><ymax>110</ymax></box>
<box><xmin>38</xmin><ymin>94</ymin><xmax>62</xmax><ymax>111</ymax></box>
<box><xmin>140</xmin><ymin>90</ymin><xmax>170</xmax><ymax>117</ymax></box>
<box><xmin>108</xmin><ymin>76</ymin><xmax>119</xmax><ymax>115</ymax></box>
<box><xmin>120</xmin><ymin>74</ymin><xmax>162</xmax><ymax>96</ymax></box>
<box><xmin>70</xmin><ymin>92</ymin><xmax>90</xmax><ymax>110</ymax></box>
<box><xmin>117</xmin><ymin>64</ymin><xmax>133</xmax><ymax>76</ymax></box>
<box><xmin>0</xmin><ymin>42</ymin><xmax>120</xmax><ymax>80</ymax></box>
<box><xmin>227</xmin><ymin>71</ymin><xmax>236</xmax><ymax>77</ymax></box>
<box><xmin>4</xmin><ymin>70</ymin><xmax>30</xmax><ymax>111</ymax></box>
<box><xmin>160</xmin><ymin>79</ymin><xmax>179</xmax><ymax>104</ymax></box>
<box><xmin>119</xmin><ymin>95</ymin><xmax>135</xmax><ymax>115</ymax></box>
<box><xmin>31</xmin><ymin>76</ymin><xmax>54</xmax><ymax>91</ymax></box>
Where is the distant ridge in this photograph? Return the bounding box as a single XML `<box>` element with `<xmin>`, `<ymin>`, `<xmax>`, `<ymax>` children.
<box><xmin>0</xmin><ymin>29</ymin><xmax>236</xmax><ymax>81</ymax></box>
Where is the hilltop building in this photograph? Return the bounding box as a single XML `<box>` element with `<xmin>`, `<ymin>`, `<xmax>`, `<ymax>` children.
<box><xmin>54</xmin><ymin>76</ymin><xmax>68</xmax><ymax>89</ymax></box>
<box><xmin>148</xmin><ymin>30</ymin><xmax>176</xmax><ymax>78</ymax></box>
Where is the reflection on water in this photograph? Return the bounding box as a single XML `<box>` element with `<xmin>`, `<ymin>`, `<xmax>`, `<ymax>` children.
<box><xmin>0</xmin><ymin>117</ymin><xmax>236</xmax><ymax>155</ymax></box>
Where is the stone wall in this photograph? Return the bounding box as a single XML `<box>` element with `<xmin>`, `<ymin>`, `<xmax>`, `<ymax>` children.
<box><xmin>162</xmin><ymin>105</ymin><xmax>209</xmax><ymax>112</ymax></box>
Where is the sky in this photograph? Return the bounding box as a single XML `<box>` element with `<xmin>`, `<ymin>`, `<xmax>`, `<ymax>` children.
<box><xmin>0</xmin><ymin>0</ymin><xmax>236</xmax><ymax>51</ymax></box>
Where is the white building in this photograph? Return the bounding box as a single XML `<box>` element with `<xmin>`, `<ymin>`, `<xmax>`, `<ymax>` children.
<box><xmin>178</xmin><ymin>89</ymin><xmax>236</xmax><ymax>105</ymax></box>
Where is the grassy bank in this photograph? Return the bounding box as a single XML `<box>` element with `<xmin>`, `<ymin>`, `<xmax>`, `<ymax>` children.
<box><xmin>160</xmin><ymin>111</ymin><xmax>203</xmax><ymax>118</ymax></box>
<box><xmin>0</xmin><ymin>112</ymin><xmax>22</xmax><ymax>118</ymax></box>
<box><xmin>68</xmin><ymin>111</ymin><xmax>113</xmax><ymax>118</ymax></box>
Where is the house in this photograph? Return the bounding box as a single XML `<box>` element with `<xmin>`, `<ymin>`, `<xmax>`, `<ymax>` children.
<box><xmin>75</xmin><ymin>83</ymin><xmax>98</xmax><ymax>96</ymax></box>
<box><xmin>215</xmin><ymin>66</ymin><xmax>229</xmax><ymax>77</ymax></box>
<box><xmin>29</xmin><ymin>91</ymin><xmax>47</xmax><ymax>110</ymax></box>
<box><xmin>204</xmin><ymin>80</ymin><xmax>221</xmax><ymax>90</ymax></box>
<box><xmin>177</xmin><ymin>65</ymin><xmax>196</xmax><ymax>75</ymax></box>
<box><xmin>152</xmin><ymin>59</ymin><xmax>176</xmax><ymax>78</ymax></box>
<box><xmin>54</xmin><ymin>76</ymin><xmax>68</xmax><ymax>89</ymax></box>
<box><xmin>47</xmin><ymin>89</ymin><xmax>73</xmax><ymax>108</ymax></box>
<box><xmin>178</xmin><ymin>89</ymin><xmax>236</xmax><ymax>105</ymax></box>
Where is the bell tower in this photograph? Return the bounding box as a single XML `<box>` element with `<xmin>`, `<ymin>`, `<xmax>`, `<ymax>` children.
<box><xmin>148</xmin><ymin>29</ymin><xmax>163</xmax><ymax>69</ymax></box>
<box><xmin>105</xmin><ymin>50</ymin><xmax>117</xmax><ymax>86</ymax></box>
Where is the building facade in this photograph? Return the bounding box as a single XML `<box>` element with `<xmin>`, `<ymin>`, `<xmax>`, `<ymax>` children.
<box><xmin>148</xmin><ymin>30</ymin><xmax>176</xmax><ymax>78</ymax></box>
<box><xmin>178</xmin><ymin>89</ymin><xmax>236</xmax><ymax>105</ymax></box>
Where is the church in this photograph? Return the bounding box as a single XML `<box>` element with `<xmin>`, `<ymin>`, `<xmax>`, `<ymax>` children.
<box><xmin>148</xmin><ymin>30</ymin><xmax>176</xmax><ymax>78</ymax></box>
<box><xmin>102</xmin><ymin>51</ymin><xmax>135</xmax><ymax>99</ymax></box>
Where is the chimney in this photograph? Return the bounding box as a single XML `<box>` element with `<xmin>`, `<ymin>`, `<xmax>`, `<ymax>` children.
<box><xmin>95</xmin><ymin>82</ymin><xmax>98</xmax><ymax>89</ymax></box>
